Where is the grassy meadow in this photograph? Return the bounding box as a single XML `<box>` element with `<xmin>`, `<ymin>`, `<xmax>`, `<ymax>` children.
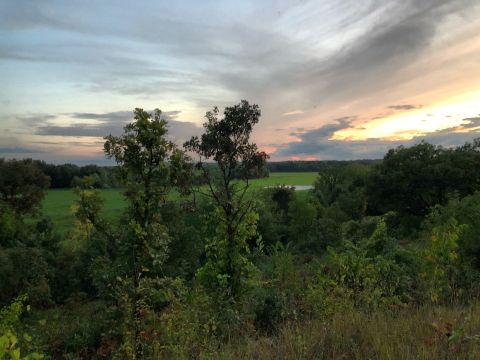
<box><xmin>41</xmin><ymin>172</ymin><xmax>318</xmax><ymax>232</ymax></box>
<box><xmin>215</xmin><ymin>304</ymin><xmax>480</xmax><ymax>359</ymax></box>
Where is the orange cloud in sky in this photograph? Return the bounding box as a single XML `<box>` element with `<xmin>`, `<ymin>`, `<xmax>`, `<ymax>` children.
<box><xmin>332</xmin><ymin>90</ymin><xmax>480</xmax><ymax>141</ymax></box>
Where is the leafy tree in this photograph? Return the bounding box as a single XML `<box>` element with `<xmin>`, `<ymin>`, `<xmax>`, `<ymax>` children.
<box><xmin>0</xmin><ymin>164</ymin><xmax>57</xmax><ymax>307</ymax></box>
<box><xmin>324</xmin><ymin>218</ymin><xmax>416</xmax><ymax>309</ymax></box>
<box><xmin>422</xmin><ymin>218</ymin><xmax>465</xmax><ymax>303</ymax></box>
<box><xmin>184</xmin><ymin>100</ymin><xmax>268</xmax><ymax>302</ymax></box>
<box><xmin>367</xmin><ymin>139</ymin><xmax>480</xmax><ymax>222</ymax></box>
<box><xmin>0</xmin><ymin>244</ymin><xmax>52</xmax><ymax>307</ymax></box>
<box><xmin>0</xmin><ymin>159</ymin><xmax>50</xmax><ymax>215</ymax></box>
<box><xmin>256</xmin><ymin>186</ymin><xmax>295</xmax><ymax>247</ymax></box>
<box><xmin>106</xmin><ymin>108</ymin><xmax>191</xmax><ymax>358</ymax></box>
<box><xmin>307</xmin><ymin>164</ymin><xmax>370</xmax><ymax>252</ymax></box>
<box><xmin>74</xmin><ymin>108</ymin><xmax>192</xmax><ymax>358</ymax></box>
<box><xmin>421</xmin><ymin>193</ymin><xmax>480</xmax><ymax>298</ymax></box>
<box><xmin>312</xmin><ymin>171</ymin><xmax>343</xmax><ymax>208</ymax></box>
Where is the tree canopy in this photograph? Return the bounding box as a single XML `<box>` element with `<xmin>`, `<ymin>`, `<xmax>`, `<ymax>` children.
<box><xmin>0</xmin><ymin>159</ymin><xmax>50</xmax><ymax>215</ymax></box>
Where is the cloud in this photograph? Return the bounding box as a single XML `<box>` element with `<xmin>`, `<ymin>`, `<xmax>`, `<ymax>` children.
<box><xmin>0</xmin><ymin>146</ymin><xmax>44</xmax><ymax>154</ymax></box>
<box><xmin>387</xmin><ymin>104</ymin><xmax>422</xmax><ymax>110</ymax></box>
<box><xmin>2</xmin><ymin>109</ymin><xmax>202</xmax><ymax>163</ymax></box>
<box><xmin>17</xmin><ymin>114</ymin><xmax>57</xmax><ymax>126</ymax></box>
<box><xmin>282</xmin><ymin>110</ymin><xmax>305</xmax><ymax>116</ymax></box>
<box><xmin>206</xmin><ymin>0</ymin><xmax>480</xmax><ymax>113</ymax></box>
<box><xmin>31</xmin><ymin>110</ymin><xmax>201</xmax><ymax>143</ymax></box>
<box><xmin>3</xmin><ymin>0</ymin><xmax>477</xmax><ymax>108</ymax></box>
<box><xmin>1</xmin><ymin>1</ymin><xmax>480</xmax><ymax>163</ymax></box>
<box><xmin>276</xmin><ymin>115</ymin><xmax>480</xmax><ymax>160</ymax></box>
<box><xmin>461</xmin><ymin>117</ymin><xmax>480</xmax><ymax>129</ymax></box>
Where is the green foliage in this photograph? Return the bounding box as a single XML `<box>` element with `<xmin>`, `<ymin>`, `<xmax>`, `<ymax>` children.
<box><xmin>286</xmin><ymin>196</ymin><xmax>316</xmax><ymax>246</ymax></box>
<box><xmin>0</xmin><ymin>159</ymin><xmax>50</xmax><ymax>215</ymax></box>
<box><xmin>422</xmin><ymin>218</ymin><xmax>466</xmax><ymax>303</ymax></box>
<box><xmin>306</xmin><ymin>164</ymin><xmax>370</xmax><ymax>252</ymax></box>
<box><xmin>185</xmin><ymin>100</ymin><xmax>268</xmax><ymax>181</ymax></box>
<box><xmin>257</xmin><ymin>188</ymin><xmax>317</xmax><ymax>251</ymax></box>
<box><xmin>185</xmin><ymin>100</ymin><xmax>267</xmax><ymax>303</ymax></box>
<box><xmin>158</xmin><ymin>287</ymin><xmax>222</xmax><ymax>358</ymax></box>
<box><xmin>254</xmin><ymin>242</ymin><xmax>306</xmax><ymax>332</ymax></box>
<box><xmin>367</xmin><ymin>140</ymin><xmax>480</xmax><ymax>230</ymax></box>
<box><xmin>71</xmin><ymin>176</ymin><xmax>105</xmax><ymax>223</ymax></box>
<box><xmin>196</xmin><ymin>207</ymin><xmax>261</xmax><ymax>316</ymax></box>
<box><xmin>257</xmin><ymin>186</ymin><xmax>295</xmax><ymax>246</ymax></box>
<box><xmin>423</xmin><ymin>192</ymin><xmax>480</xmax><ymax>272</ymax></box>
<box><xmin>0</xmin><ymin>296</ymin><xmax>43</xmax><ymax>359</ymax></box>
<box><xmin>71</xmin><ymin>108</ymin><xmax>193</xmax><ymax>358</ymax></box>
<box><xmin>4</xmin><ymin>107</ymin><xmax>480</xmax><ymax>359</ymax></box>
<box><xmin>312</xmin><ymin>171</ymin><xmax>342</xmax><ymax>207</ymax></box>
<box><xmin>0</xmin><ymin>206</ymin><xmax>58</xmax><ymax>307</ymax></box>
<box><xmin>322</xmin><ymin>219</ymin><xmax>416</xmax><ymax>310</ymax></box>
<box><xmin>26</xmin><ymin>300</ymin><xmax>114</xmax><ymax>359</ymax></box>
<box><xmin>0</xmin><ymin>248</ymin><xmax>52</xmax><ymax>307</ymax></box>
<box><xmin>312</xmin><ymin>164</ymin><xmax>368</xmax><ymax>219</ymax></box>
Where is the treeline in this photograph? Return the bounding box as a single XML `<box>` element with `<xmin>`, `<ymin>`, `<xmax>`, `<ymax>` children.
<box><xmin>19</xmin><ymin>159</ymin><xmax>383</xmax><ymax>191</ymax></box>
<box><xmin>26</xmin><ymin>161</ymin><xmax>268</xmax><ymax>189</ymax></box>
<box><xmin>2</xmin><ymin>102</ymin><xmax>480</xmax><ymax>359</ymax></box>
<box><xmin>32</xmin><ymin>162</ymin><xmax>120</xmax><ymax>189</ymax></box>
<box><xmin>266</xmin><ymin>159</ymin><xmax>379</xmax><ymax>172</ymax></box>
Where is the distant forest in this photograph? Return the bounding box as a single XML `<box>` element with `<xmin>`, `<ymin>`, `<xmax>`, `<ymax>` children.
<box><xmin>266</xmin><ymin>159</ymin><xmax>379</xmax><ymax>172</ymax></box>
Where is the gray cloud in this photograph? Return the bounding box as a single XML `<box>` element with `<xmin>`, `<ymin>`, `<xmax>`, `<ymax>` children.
<box><xmin>17</xmin><ymin>114</ymin><xmax>57</xmax><ymax>126</ymax></box>
<box><xmin>1</xmin><ymin>0</ymin><xmax>478</xmax><ymax>116</ymax></box>
<box><xmin>276</xmin><ymin>115</ymin><xmax>480</xmax><ymax>159</ymax></box>
<box><xmin>461</xmin><ymin>117</ymin><xmax>480</xmax><ymax>129</ymax></box>
<box><xmin>208</xmin><ymin>0</ymin><xmax>480</xmax><ymax>112</ymax></box>
<box><xmin>70</xmin><ymin>110</ymin><xmax>181</xmax><ymax>121</ymax></box>
<box><xmin>2</xmin><ymin>1</ymin><xmax>480</xmax><ymax>163</ymax></box>
<box><xmin>1</xmin><ymin>2</ymin><xmax>474</xmax><ymax>99</ymax></box>
<box><xmin>31</xmin><ymin>110</ymin><xmax>201</xmax><ymax>143</ymax></box>
<box><xmin>0</xmin><ymin>146</ymin><xmax>44</xmax><ymax>154</ymax></box>
<box><xmin>2</xmin><ymin>109</ymin><xmax>201</xmax><ymax>162</ymax></box>
<box><xmin>387</xmin><ymin>104</ymin><xmax>422</xmax><ymax>110</ymax></box>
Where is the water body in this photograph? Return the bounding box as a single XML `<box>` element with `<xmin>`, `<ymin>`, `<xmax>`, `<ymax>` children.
<box><xmin>293</xmin><ymin>185</ymin><xmax>314</xmax><ymax>191</ymax></box>
<box><xmin>264</xmin><ymin>185</ymin><xmax>313</xmax><ymax>191</ymax></box>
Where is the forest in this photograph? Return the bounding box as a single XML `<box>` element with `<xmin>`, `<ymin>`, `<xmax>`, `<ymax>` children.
<box><xmin>2</xmin><ymin>101</ymin><xmax>480</xmax><ymax>359</ymax></box>
<box><xmin>29</xmin><ymin>158</ymin><xmax>371</xmax><ymax>190</ymax></box>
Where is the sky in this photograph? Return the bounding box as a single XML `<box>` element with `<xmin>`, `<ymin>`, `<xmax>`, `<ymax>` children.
<box><xmin>1</xmin><ymin>0</ymin><xmax>480</xmax><ymax>164</ymax></box>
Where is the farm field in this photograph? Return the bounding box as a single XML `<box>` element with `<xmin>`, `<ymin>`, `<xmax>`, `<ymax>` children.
<box><xmin>41</xmin><ymin>172</ymin><xmax>318</xmax><ymax>232</ymax></box>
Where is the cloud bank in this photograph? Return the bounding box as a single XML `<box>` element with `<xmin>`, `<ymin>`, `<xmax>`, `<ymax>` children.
<box><xmin>1</xmin><ymin>0</ymin><xmax>480</xmax><ymax>162</ymax></box>
<box><xmin>276</xmin><ymin>116</ymin><xmax>480</xmax><ymax>160</ymax></box>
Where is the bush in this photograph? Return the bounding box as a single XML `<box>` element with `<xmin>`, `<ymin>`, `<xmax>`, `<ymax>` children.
<box><xmin>0</xmin><ymin>296</ymin><xmax>43</xmax><ymax>359</ymax></box>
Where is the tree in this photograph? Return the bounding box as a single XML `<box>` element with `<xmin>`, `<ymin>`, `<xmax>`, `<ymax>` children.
<box><xmin>184</xmin><ymin>100</ymin><xmax>268</xmax><ymax>303</ymax></box>
<box><xmin>0</xmin><ymin>159</ymin><xmax>50</xmax><ymax>215</ymax></box>
<box><xmin>0</xmin><ymin>160</ymin><xmax>55</xmax><ymax>307</ymax></box>
<box><xmin>75</xmin><ymin>108</ymin><xmax>191</xmax><ymax>359</ymax></box>
<box><xmin>367</xmin><ymin>139</ymin><xmax>480</xmax><ymax>222</ymax></box>
<box><xmin>422</xmin><ymin>218</ymin><xmax>465</xmax><ymax>303</ymax></box>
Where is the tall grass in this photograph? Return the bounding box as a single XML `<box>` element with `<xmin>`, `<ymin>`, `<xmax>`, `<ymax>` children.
<box><xmin>213</xmin><ymin>304</ymin><xmax>480</xmax><ymax>359</ymax></box>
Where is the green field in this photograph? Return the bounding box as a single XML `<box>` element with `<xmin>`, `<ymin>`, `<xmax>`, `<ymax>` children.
<box><xmin>42</xmin><ymin>188</ymin><xmax>127</xmax><ymax>232</ymax></box>
<box><xmin>41</xmin><ymin>172</ymin><xmax>318</xmax><ymax>232</ymax></box>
